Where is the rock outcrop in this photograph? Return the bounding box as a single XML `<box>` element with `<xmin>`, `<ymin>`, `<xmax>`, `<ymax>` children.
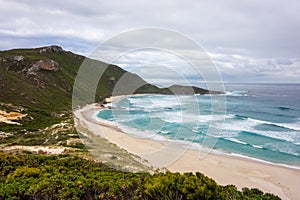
<box><xmin>39</xmin><ymin>45</ymin><xmax>63</xmax><ymax>54</ymax></box>
<box><xmin>27</xmin><ymin>59</ymin><xmax>60</xmax><ymax>75</ymax></box>
<box><xmin>13</xmin><ymin>56</ymin><xmax>24</xmax><ymax>61</ymax></box>
<box><xmin>0</xmin><ymin>55</ymin><xmax>24</xmax><ymax>63</ymax></box>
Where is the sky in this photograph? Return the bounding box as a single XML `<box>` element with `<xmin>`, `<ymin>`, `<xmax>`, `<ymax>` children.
<box><xmin>0</xmin><ymin>0</ymin><xmax>299</xmax><ymax>84</ymax></box>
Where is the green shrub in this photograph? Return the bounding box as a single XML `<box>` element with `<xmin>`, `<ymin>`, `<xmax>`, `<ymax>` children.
<box><xmin>0</xmin><ymin>153</ymin><xmax>281</xmax><ymax>200</ymax></box>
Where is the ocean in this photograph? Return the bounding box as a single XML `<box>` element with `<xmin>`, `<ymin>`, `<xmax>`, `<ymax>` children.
<box><xmin>97</xmin><ymin>84</ymin><xmax>300</xmax><ymax>168</ymax></box>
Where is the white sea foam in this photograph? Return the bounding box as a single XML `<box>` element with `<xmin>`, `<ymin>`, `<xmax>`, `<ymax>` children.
<box><xmin>225</xmin><ymin>137</ymin><xmax>247</xmax><ymax>145</ymax></box>
<box><xmin>217</xmin><ymin>116</ymin><xmax>300</xmax><ymax>143</ymax></box>
<box><xmin>157</xmin><ymin>111</ymin><xmax>183</xmax><ymax>123</ymax></box>
<box><xmin>229</xmin><ymin>153</ymin><xmax>300</xmax><ymax>170</ymax></box>
<box><xmin>257</xmin><ymin>131</ymin><xmax>300</xmax><ymax>143</ymax></box>
<box><xmin>266</xmin><ymin>143</ymin><xmax>300</xmax><ymax>157</ymax></box>
<box><xmin>114</xmin><ymin>113</ymin><xmax>148</xmax><ymax>123</ymax></box>
<box><xmin>118</xmin><ymin>124</ymin><xmax>167</xmax><ymax>141</ymax></box>
<box><xmin>277</xmin><ymin>121</ymin><xmax>300</xmax><ymax>131</ymax></box>
<box><xmin>157</xmin><ymin>112</ymin><xmax>226</xmax><ymax>124</ymax></box>
<box><xmin>225</xmin><ymin>90</ymin><xmax>249</xmax><ymax>96</ymax></box>
<box><xmin>192</xmin><ymin>128</ymin><xmax>199</xmax><ymax>133</ymax></box>
<box><xmin>159</xmin><ymin>130</ymin><xmax>169</xmax><ymax>134</ymax></box>
<box><xmin>248</xmin><ymin>118</ymin><xmax>300</xmax><ymax>131</ymax></box>
<box><xmin>217</xmin><ymin>119</ymin><xmax>257</xmax><ymax>132</ymax></box>
<box><xmin>252</xmin><ymin>145</ymin><xmax>263</xmax><ymax>149</ymax></box>
<box><xmin>129</xmin><ymin>95</ymin><xmax>183</xmax><ymax>109</ymax></box>
<box><xmin>227</xmin><ymin>120</ymin><xmax>300</xmax><ymax>142</ymax></box>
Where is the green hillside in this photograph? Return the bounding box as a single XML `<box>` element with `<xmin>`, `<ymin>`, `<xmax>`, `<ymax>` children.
<box><xmin>0</xmin><ymin>46</ymin><xmax>159</xmax><ymax>132</ymax></box>
<box><xmin>0</xmin><ymin>46</ymin><xmax>159</xmax><ymax>109</ymax></box>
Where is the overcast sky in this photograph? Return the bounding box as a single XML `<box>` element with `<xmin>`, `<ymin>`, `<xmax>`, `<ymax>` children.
<box><xmin>0</xmin><ymin>0</ymin><xmax>299</xmax><ymax>84</ymax></box>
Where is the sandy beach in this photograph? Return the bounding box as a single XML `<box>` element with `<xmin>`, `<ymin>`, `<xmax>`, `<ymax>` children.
<box><xmin>74</xmin><ymin>103</ymin><xmax>300</xmax><ymax>200</ymax></box>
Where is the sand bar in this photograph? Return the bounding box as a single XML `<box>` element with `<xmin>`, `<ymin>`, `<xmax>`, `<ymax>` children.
<box><xmin>74</xmin><ymin>103</ymin><xmax>300</xmax><ymax>200</ymax></box>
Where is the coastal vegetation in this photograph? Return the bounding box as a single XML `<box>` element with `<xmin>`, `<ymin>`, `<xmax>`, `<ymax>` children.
<box><xmin>0</xmin><ymin>152</ymin><xmax>280</xmax><ymax>200</ymax></box>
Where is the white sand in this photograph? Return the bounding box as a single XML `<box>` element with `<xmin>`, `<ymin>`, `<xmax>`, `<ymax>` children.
<box><xmin>2</xmin><ymin>145</ymin><xmax>69</xmax><ymax>154</ymax></box>
<box><xmin>74</xmin><ymin>103</ymin><xmax>300</xmax><ymax>200</ymax></box>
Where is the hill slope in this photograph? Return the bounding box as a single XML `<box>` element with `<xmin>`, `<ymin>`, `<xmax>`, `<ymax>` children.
<box><xmin>0</xmin><ymin>46</ymin><xmax>158</xmax><ymax>131</ymax></box>
<box><xmin>0</xmin><ymin>45</ymin><xmax>219</xmax><ymax>132</ymax></box>
<box><xmin>0</xmin><ymin>45</ymin><xmax>160</xmax><ymax>109</ymax></box>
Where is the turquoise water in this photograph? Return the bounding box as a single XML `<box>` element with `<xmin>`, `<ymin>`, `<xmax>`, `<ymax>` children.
<box><xmin>97</xmin><ymin>84</ymin><xmax>300</xmax><ymax>167</ymax></box>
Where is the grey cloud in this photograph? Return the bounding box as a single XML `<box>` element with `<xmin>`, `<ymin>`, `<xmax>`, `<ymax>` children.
<box><xmin>276</xmin><ymin>58</ymin><xmax>293</xmax><ymax>65</ymax></box>
<box><xmin>2</xmin><ymin>0</ymin><xmax>300</xmax><ymax>57</ymax></box>
<box><xmin>0</xmin><ymin>0</ymin><xmax>299</xmax><ymax>83</ymax></box>
<box><xmin>112</xmin><ymin>49</ymin><xmax>207</xmax><ymax>87</ymax></box>
<box><xmin>212</xmin><ymin>52</ymin><xmax>300</xmax><ymax>82</ymax></box>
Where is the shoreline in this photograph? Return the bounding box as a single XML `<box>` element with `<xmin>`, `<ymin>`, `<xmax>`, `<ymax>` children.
<box><xmin>94</xmin><ymin>109</ymin><xmax>300</xmax><ymax>171</ymax></box>
<box><xmin>100</xmin><ymin>95</ymin><xmax>300</xmax><ymax>170</ymax></box>
<box><xmin>74</xmin><ymin>101</ymin><xmax>300</xmax><ymax>200</ymax></box>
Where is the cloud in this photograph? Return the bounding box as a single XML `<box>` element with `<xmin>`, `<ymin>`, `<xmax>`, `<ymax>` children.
<box><xmin>111</xmin><ymin>49</ymin><xmax>206</xmax><ymax>87</ymax></box>
<box><xmin>0</xmin><ymin>0</ymin><xmax>299</xmax><ymax>83</ymax></box>
<box><xmin>210</xmin><ymin>52</ymin><xmax>300</xmax><ymax>83</ymax></box>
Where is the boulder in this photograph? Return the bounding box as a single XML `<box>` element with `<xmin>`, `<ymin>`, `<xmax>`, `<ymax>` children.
<box><xmin>13</xmin><ymin>56</ymin><xmax>24</xmax><ymax>61</ymax></box>
<box><xmin>107</xmin><ymin>76</ymin><xmax>116</xmax><ymax>81</ymax></box>
<box><xmin>27</xmin><ymin>59</ymin><xmax>60</xmax><ymax>75</ymax></box>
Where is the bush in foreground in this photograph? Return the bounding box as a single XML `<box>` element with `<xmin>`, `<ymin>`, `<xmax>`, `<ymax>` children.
<box><xmin>0</xmin><ymin>153</ymin><xmax>280</xmax><ymax>200</ymax></box>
